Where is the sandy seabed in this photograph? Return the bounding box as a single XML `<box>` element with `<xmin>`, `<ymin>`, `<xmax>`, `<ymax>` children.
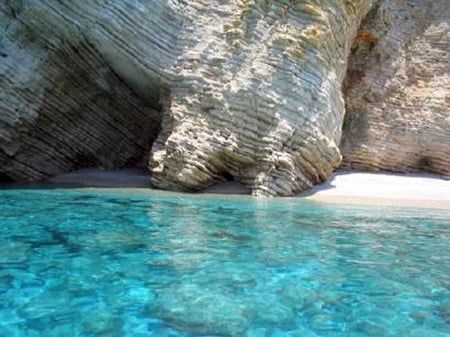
<box><xmin>46</xmin><ymin>169</ymin><xmax>450</xmax><ymax>209</ymax></box>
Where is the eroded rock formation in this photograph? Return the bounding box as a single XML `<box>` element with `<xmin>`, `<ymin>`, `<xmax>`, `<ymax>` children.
<box><xmin>148</xmin><ymin>0</ymin><xmax>373</xmax><ymax>196</ymax></box>
<box><xmin>0</xmin><ymin>1</ymin><xmax>165</xmax><ymax>181</ymax></box>
<box><xmin>1</xmin><ymin>0</ymin><xmax>448</xmax><ymax>194</ymax></box>
<box><xmin>341</xmin><ymin>0</ymin><xmax>450</xmax><ymax>177</ymax></box>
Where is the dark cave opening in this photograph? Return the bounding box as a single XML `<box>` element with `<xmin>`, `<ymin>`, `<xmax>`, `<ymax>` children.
<box><xmin>222</xmin><ymin>171</ymin><xmax>235</xmax><ymax>182</ymax></box>
<box><xmin>0</xmin><ymin>173</ymin><xmax>14</xmax><ymax>183</ymax></box>
<box><xmin>1</xmin><ymin>1</ymin><xmax>172</xmax><ymax>185</ymax></box>
<box><xmin>15</xmin><ymin>38</ymin><xmax>167</xmax><ymax>181</ymax></box>
<box><xmin>340</xmin><ymin>2</ymin><xmax>383</xmax><ymax>159</ymax></box>
<box><xmin>417</xmin><ymin>156</ymin><xmax>434</xmax><ymax>172</ymax></box>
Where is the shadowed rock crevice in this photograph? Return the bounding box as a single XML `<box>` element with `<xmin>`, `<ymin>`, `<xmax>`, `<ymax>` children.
<box><xmin>0</xmin><ymin>172</ymin><xmax>13</xmax><ymax>183</ymax></box>
<box><xmin>0</xmin><ymin>38</ymin><xmax>163</xmax><ymax>181</ymax></box>
<box><xmin>341</xmin><ymin>0</ymin><xmax>450</xmax><ymax>177</ymax></box>
<box><xmin>0</xmin><ymin>2</ymin><xmax>165</xmax><ymax>182</ymax></box>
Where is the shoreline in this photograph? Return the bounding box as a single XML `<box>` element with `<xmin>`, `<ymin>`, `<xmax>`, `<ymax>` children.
<box><xmin>43</xmin><ymin>168</ymin><xmax>450</xmax><ymax>209</ymax></box>
<box><xmin>297</xmin><ymin>171</ymin><xmax>450</xmax><ymax>209</ymax></box>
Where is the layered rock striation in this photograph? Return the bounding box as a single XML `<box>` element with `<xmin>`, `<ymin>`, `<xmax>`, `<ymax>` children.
<box><xmin>1</xmin><ymin>0</ymin><xmax>448</xmax><ymax>194</ymax></box>
<box><xmin>148</xmin><ymin>0</ymin><xmax>373</xmax><ymax>196</ymax></box>
<box><xmin>1</xmin><ymin>0</ymin><xmax>374</xmax><ymax>195</ymax></box>
<box><xmin>341</xmin><ymin>0</ymin><xmax>450</xmax><ymax>177</ymax></box>
<box><xmin>0</xmin><ymin>1</ymin><xmax>168</xmax><ymax>181</ymax></box>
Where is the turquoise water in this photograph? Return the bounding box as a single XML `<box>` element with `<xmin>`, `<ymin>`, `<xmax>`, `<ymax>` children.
<box><xmin>0</xmin><ymin>187</ymin><xmax>449</xmax><ymax>337</ymax></box>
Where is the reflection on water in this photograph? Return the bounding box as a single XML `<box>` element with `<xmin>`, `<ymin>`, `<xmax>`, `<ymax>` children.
<box><xmin>0</xmin><ymin>188</ymin><xmax>449</xmax><ymax>336</ymax></box>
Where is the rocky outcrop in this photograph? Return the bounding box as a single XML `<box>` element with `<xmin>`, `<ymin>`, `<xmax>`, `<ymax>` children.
<box><xmin>1</xmin><ymin>1</ymin><xmax>448</xmax><ymax>194</ymax></box>
<box><xmin>1</xmin><ymin>0</ymin><xmax>374</xmax><ymax>195</ymax></box>
<box><xmin>148</xmin><ymin>0</ymin><xmax>373</xmax><ymax>196</ymax></box>
<box><xmin>341</xmin><ymin>0</ymin><xmax>450</xmax><ymax>177</ymax></box>
<box><xmin>0</xmin><ymin>1</ymin><xmax>165</xmax><ymax>181</ymax></box>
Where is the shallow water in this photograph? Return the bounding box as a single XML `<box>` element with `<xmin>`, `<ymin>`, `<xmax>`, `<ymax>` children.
<box><xmin>0</xmin><ymin>187</ymin><xmax>449</xmax><ymax>337</ymax></box>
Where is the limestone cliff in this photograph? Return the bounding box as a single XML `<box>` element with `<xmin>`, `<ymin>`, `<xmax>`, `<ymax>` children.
<box><xmin>341</xmin><ymin>0</ymin><xmax>450</xmax><ymax>177</ymax></box>
<box><xmin>149</xmin><ymin>0</ymin><xmax>375</xmax><ymax>196</ymax></box>
<box><xmin>0</xmin><ymin>0</ymin><xmax>448</xmax><ymax>194</ymax></box>
<box><xmin>0</xmin><ymin>1</ymin><xmax>166</xmax><ymax>181</ymax></box>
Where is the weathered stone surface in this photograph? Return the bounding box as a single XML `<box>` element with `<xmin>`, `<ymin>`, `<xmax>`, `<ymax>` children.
<box><xmin>0</xmin><ymin>1</ymin><xmax>165</xmax><ymax>181</ymax></box>
<box><xmin>148</xmin><ymin>0</ymin><xmax>373</xmax><ymax>196</ymax></box>
<box><xmin>341</xmin><ymin>0</ymin><xmax>450</xmax><ymax>177</ymax></box>
<box><xmin>1</xmin><ymin>1</ymin><xmax>448</xmax><ymax>195</ymax></box>
<box><xmin>1</xmin><ymin>0</ymin><xmax>374</xmax><ymax>195</ymax></box>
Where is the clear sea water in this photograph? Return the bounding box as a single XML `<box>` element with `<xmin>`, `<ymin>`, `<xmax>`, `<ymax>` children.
<box><xmin>0</xmin><ymin>187</ymin><xmax>449</xmax><ymax>337</ymax></box>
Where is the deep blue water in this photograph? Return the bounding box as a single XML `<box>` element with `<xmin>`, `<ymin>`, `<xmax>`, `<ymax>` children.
<box><xmin>0</xmin><ymin>187</ymin><xmax>449</xmax><ymax>337</ymax></box>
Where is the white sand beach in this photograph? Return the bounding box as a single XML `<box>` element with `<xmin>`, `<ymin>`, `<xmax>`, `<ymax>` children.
<box><xmin>298</xmin><ymin>171</ymin><xmax>450</xmax><ymax>208</ymax></box>
<box><xmin>46</xmin><ymin>169</ymin><xmax>450</xmax><ymax>209</ymax></box>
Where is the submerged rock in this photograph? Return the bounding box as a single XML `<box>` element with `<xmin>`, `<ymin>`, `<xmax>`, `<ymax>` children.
<box><xmin>149</xmin><ymin>283</ymin><xmax>249</xmax><ymax>336</ymax></box>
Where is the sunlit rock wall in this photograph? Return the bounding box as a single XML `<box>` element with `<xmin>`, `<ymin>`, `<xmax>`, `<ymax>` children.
<box><xmin>4</xmin><ymin>1</ymin><xmax>447</xmax><ymax>195</ymax></box>
<box><xmin>341</xmin><ymin>0</ymin><xmax>450</xmax><ymax>177</ymax></box>
<box><xmin>1</xmin><ymin>0</ymin><xmax>374</xmax><ymax>195</ymax></box>
<box><xmin>149</xmin><ymin>0</ymin><xmax>373</xmax><ymax>196</ymax></box>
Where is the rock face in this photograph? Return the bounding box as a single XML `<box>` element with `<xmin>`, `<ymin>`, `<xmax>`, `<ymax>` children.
<box><xmin>0</xmin><ymin>1</ymin><xmax>165</xmax><ymax>181</ymax></box>
<box><xmin>1</xmin><ymin>0</ymin><xmax>448</xmax><ymax>194</ymax></box>
<box><xmin>341</xmin><ymin>0</ymin><xmax>450</xmax><ymax>177</ymax></box>
<box><xmin>148</xmin><ymin>0</ymin><xmax>373</xmax><ymax>196</ymax></box>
